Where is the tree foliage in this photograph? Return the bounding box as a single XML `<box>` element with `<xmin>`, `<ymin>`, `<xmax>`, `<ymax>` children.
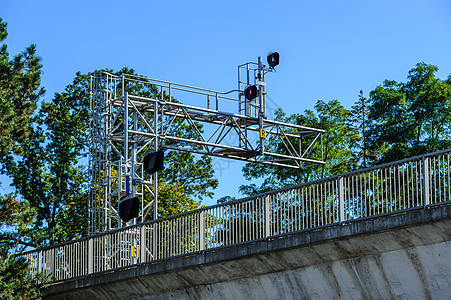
<box><xmin>0</xmin><ymin>195</ymin><xmax>50</xmax><ymax>300</ymax></box>
<box><xmin>155</xmin><ymin>182</ymin><xmax>202</xmax><ymax>218</ymax></box>
<box><xmin>0</xmin><ymin>18</ymin><xmax>43</xmax><ymax>157</ymax></box>
<box><xmin>0</xmin><ymin>18</ymin><xmax>48</xmax><ymax>298</ymax></box>
<box><xmin>367</xmin><ymin>62</ymin><xmax>451</xmax><ymax>163</ymax></box>
<box><xmin>161</xmin><ymin>150</ymin><xmax>217</xmax><ymax>200</ymax></box>
<box><xmin>348</xmin><ymin>90</ymin><xmax>372</xmax><ymax>168</ymax></box>
<box><xmin>1</xmin><ymin>73</ymin><xmax>90</xmax><ymax>246</ymax></box>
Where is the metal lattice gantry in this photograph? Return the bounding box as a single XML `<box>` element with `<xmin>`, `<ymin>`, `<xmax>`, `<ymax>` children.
<box><xmin>88</xmin><ymin>57</ymin><xmax>325</xmax><ymax>234</ymax></box>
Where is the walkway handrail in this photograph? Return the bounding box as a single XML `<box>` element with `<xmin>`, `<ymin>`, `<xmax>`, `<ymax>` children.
<box><xmin>22</xmin><ymin>149</ymin><xmax>451</xmax><ymax>281</ymax></box>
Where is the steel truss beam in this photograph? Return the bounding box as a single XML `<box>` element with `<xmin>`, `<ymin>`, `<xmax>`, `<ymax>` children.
<box><xmin>114</xmin><ymin>94</ymin><xmax>325</xmax><ymax>167</ymax></box>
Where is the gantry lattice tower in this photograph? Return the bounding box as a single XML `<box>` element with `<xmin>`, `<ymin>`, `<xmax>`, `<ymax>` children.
<box><xmin>88</xmin><ymin>56</ymin><xmax>325</xmax><ymax>234</ymax></box>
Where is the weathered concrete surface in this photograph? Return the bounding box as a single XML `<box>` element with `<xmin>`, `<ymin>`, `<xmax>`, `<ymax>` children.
<box><xmin>46</xmin><ymin>205</ymin><xmax>451</xmax><ymax>299</ymax></box>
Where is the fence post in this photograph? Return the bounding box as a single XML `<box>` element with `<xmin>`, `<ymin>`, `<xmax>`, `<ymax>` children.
<box><xmin>152</xmin><ymin>223</ymin><xmax>157</xmax><ymax>261</ymax></box>
<box><xmin>88</xmin><ymin>238</ymin><xmax>93</xmax><ymax>274</ymax></box>
<box><xmin>338</xmin><ymin>176</ymin><xmax>344</xmax><ymax>224</ymax></box>
<box><xmin>199</xmin><ymin>211</ymin><xmax>205</xmax><ymax>251</ymax></box>
<box><xmin>264</xmin><ymin>195</ymin><xmax>270</xmax><ymax>237</ymax></box>
<box><xmin>37</xmin><ymin>250</ymin><xmax>42</xmax><ymax>274</ymax></box>
<box><xmin>422</xmin><ymin>155</ymin><xmax>430</xmax><ymax>208</ymax></box>
<box><xmin>50</xmin><ymin>247</ymin><xmax>56</xmax><ymax>278</ymax></box>
<box><xmin>140</xmin><ymin>224</ymin><xmax>146</xmax><ymax>263</ymax></box>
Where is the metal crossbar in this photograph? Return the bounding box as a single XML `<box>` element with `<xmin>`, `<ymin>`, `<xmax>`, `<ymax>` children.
<box><xmin>23</xmin><ymin>149</ymin><xmax>451</xmax><ymax>281</ymax></box>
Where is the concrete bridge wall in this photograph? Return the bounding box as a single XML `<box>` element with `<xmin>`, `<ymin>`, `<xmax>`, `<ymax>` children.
<box><xmin>46</xmin><ymin>205</ymin><xmax>451</xmax><ymax>299</ymax></box>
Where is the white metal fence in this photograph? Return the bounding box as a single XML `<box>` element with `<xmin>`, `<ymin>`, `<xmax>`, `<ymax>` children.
<box><xmin>22</xmin><ymin>149</ymin><xmax>451</xmax><ymax>281</ymax></box>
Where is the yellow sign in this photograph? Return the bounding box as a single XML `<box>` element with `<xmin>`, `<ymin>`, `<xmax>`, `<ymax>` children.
<box><xmin>131</xmin><ymin>246</ymin><xmax>139</xmax><ymax>258</ymax></box>
<box><xmin>260</xmin><ymin>129</ymin><xmax>267</xmax><ymax>139</ymax></box>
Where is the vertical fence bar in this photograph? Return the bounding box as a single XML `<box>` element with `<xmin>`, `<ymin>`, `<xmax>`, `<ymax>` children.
<box><xmin>37</xmin><ymin>250</ymin><xmax>42</xmax><ymax>274</ymax></box>
<box><xmin>87</xmin><ymin>237</ymin><xmax>93</xmax><ymax>274</ymax></box>
<box><xmin>448</xmin><ymin>154</ymin><xmax>450</xmax><ymax>203</ymax></box>
<box><xmin>140</xmin><ymin>225</ymin><xmax>146</xmax><ymax>263</ymax></box>
<box><xmin>264</xmin><ymin>195</ymin><xmax>270</xmax><ymax>237</ymax></box>
<box><xmin>152</xmin><ymin>223</ymin><xmax>157</xmax><ymax>261</ymax></box>
<box><xmin>338</xmin><ymin>176</ymin><xmax>344</xmax><ymax>224</ymax></box>
<box><xmin>199</xmin><ymin>210</ymin><xmax>205</xmax><ymax>251</ymax></box>
<box><xmin>423</xmin><ymin>155</ymin><xmax>430</xmax><ymax>208</ymax></box>
<box><xmin>51</xmin><ymin>247</ymin><xmax>56</xmax><ymax>277</ymax></box>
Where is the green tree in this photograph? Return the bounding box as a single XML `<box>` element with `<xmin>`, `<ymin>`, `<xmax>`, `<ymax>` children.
<box><xmin>348</xmin><ymin>90</ymin><xmax>382</xmax><ymax>168</ymax></box>
<box><xmin>0</xmin><ymin>18</ymin><xmax>49</xmax><ymax>298</ymax></box>
<box><xmin>1</xmin><ymin>81</ymin><xmax>89</xmax><ymax>246</ymax></box>
<box><xmin>240</xmin><ymin>100</ymin><xmax>357</xmax><ymax>196</ymax></box>
<box><xmin>161</xmin><ymin>150</ymin><xmax>217</xmax><ymax>200</ymax></box>
<box><xmin>155</xmin><ymin>182</ymin><xmax>202</xmax><ymax>218</ymax></box>
<box><xmin>367</xmin><ymin>62</ymin><xmax>451</xmax><ymax>164</ymax></box>
<box><xmin>0</xmin><ymin>195</ymin><xmax>49</xmax><ymax>299</ymax></box>
<box><xmin>0</xmin><ymin>18</ymin><xmax>43</xmax><ymax>157</ymax></box>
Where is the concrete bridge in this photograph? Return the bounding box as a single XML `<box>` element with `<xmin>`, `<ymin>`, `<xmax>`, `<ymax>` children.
<box><xmin>21</xmin><ymin>149</ymin><xmax>451</xmax><ymax>299</ymax></box>
<box><xmin>45</xmin><ymin>205</ymin><xmax>451</xmax><ymax>299</ymax></box>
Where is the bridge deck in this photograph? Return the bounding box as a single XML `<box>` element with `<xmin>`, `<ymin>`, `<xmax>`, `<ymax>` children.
<box><xmin>20</xmin><ymin>149</ymin><xmax>451</xmax><ymax>298</ymax></box>
<box><xmin>45</xmin><ymin>204</ymin><xmax>451</xmax><ymax>299</ymax></box>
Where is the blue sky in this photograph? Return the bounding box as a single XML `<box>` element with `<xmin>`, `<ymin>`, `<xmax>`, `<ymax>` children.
<box><xmin>1</xmin><ymin>0</ymin><xmax>451</xmax><ymax>206</ymax></box>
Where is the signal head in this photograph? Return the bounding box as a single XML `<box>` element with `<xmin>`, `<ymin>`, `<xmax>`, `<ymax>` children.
<box><xmin>143</xmin><ymin>150</ymin><xmax>164</xmax><ymax>175</ymax></box>
<box><xmin>244</xmin><ymin>85</ymin><xmax>258</xmax><ymax>101</ymax></box>
<box><xmin>119</xmin><ymin>196</ymin><xmax>139</xmax><ymax>222</ymax></box>
<box><xmin>267</xmin><ymin>52</ymin><xmax>279</xmax><ymax>68</ymax></box>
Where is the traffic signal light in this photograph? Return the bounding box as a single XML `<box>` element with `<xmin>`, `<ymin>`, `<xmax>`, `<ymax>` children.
<box><xmin>267</xmin><ymin>52</ymin><xmax>279</xmax><ymax>68</ymax></box>
<box><xmin>244</xmin><ymin>85</ymin><xmax>258</xmax><ymax>101</ymax></box>
<box><xmin>143</xmin><ymin>150</ymin><xmax>164</xmax><ymax>175</ymax></box>
<box><xmin>119</xmin><ymin>195</ymin><xmax>139</xmax><ymax>222</ymax></box>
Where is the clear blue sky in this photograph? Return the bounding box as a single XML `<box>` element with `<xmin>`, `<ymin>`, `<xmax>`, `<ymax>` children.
<box><xmin>2</xmin><ymin>0</ymin><xmax>451</xmax><ymax>206</ymax></box>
